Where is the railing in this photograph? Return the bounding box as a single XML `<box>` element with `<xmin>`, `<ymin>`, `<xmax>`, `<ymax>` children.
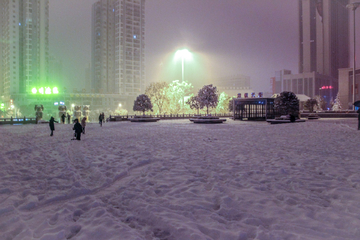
<box><xmin>108</xmin><ymin>113</ymin><xmax>233</xmax><ymax>121</ymax></box>
<box><xmin>0</xmin><ymin>117</ymin><xmax>37</xmax><ymax>125</ymax></box>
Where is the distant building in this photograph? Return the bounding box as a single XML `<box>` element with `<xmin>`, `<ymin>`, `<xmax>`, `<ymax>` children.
<box><xmin>91</xmin><ymin>0</ymin><xmax>145</xmax><ymax>103</ymax></box>
<box><xmin>299</xmin><ymin>0</ymin><xmax>349</xmax><ymax>79</ymax></box>
<box><xmin>49</xmin><ymin>56</ymin><xmax>63</xmax><ymax>87</ymax></box>
<box><xmin>338</xmin><ymin>68</ymin><xmax>360</xmax><ymax>109</ymax></box>
<box><xmin>212</xmin><ymin>74</ymin><xmax>254</xmax><ymax>98</ymax></box>
<box><xmin>0</xmin><ymin>0</ymin><xmax>49</xmax><ymax>106</ymax></box>
<box><xmin>274</xmin><ymin>70</ymin><xmax>337</xmax><ymax>102</ymax></box>
<box><xmin>274</xmin><ymin>0</ymin><xmax>350</xmax><ymax>106</ymax></box>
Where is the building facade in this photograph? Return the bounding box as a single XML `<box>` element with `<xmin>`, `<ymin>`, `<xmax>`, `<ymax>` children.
<box><xmin>338</xmin><ymin>68</ymin><xmax>360</xmax><ymax>109</ymax></box>
<box><xmin>274</xmin><ymin>0</ymin><xmax>349</xmax><ymax>106</ymax></box>
<box><xmin>0</xmin><ymin>0</ymin><xmax>49</xmax><ymax>106</ymax></box>
<box><xmin>91</xmin><ymin>0</ymin><xmax>145</xmax><ymax>103</ymax></box>
<box><xmin>299</xmin><ymin>0</ymin><xmax>349</xmax><ymax>79</ymax></box>
<box><xmin>213</xmin><ymin>75</ymin><xmax>254</xmax><ymax>98</ymax></box>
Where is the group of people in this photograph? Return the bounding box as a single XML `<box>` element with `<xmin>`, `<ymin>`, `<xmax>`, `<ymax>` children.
<box><xmin>60</xmin><ymin>113</ymin><xmax>72</xmax><ymax>124</ymax></box>
<box><xmin>49</xmin><ymin>116</ymin><xmax>87</xmax><ymax>141</ymax></box>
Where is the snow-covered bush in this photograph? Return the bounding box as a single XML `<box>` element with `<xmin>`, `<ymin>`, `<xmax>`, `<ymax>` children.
<box><xmin>133</xmin><ymin>94</ymin><xmax>153</xmax><ymax>115</ymax></box>
<box><xmin>197</xmin><ymin>84</ymin><xmax>219</xmax><ymax>115</ymax></box>
<box><xmin>332</xmin><ymin>94</ymin><xmax>342</xmax><ymax>111</ymax></box>
<box><xmin>274</xmin><ymin>91</ymin><xmax>299</xmax><ymax>116</ymax></box>
<box><xmin>304</xmin><ymin>99</ymin><xmax>318</xmax><ymax>113</ymax></box>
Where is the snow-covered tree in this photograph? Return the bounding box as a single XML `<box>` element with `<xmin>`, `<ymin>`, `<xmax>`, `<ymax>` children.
<box><xmin>186</xmin><ymin>95</ymin><xmax>201</xmax><ymax>115</ymax></box>
<box><xmin>274</xmin><ymin>91</ymin><xmax>299</xmax><ymax>116</ymax></box>
<box><xmin>197</xmin><ymin>84</ymin><xmax>219</xmax><ymax>115</ymax></box>
<box><xmin>133</xmin><ymin>94</ymin><xmax>153</xmax><ymax>115</ymax></box>
<box><xmin>314</xmin><ymin>95</ymin><xmax>326</xmax><ymax>111</ymax></box>
<box><xmin>304</xmin><ymin>98</ymin><xmax>318</xmax><ymax>113</ymax></box>
<box><xmin>165</xmin><ymin>80</ymin><xmax>193</xmax><ymax>114</ymax></box>
<box><xmin>145</xmin><ymin>82</ymin><xmax>169</xmax><ymax>115</ymax></box>
<box><xmin>215</xmin><ymin>92</ymin><xmax>231</xmax><ymax>113</ymax></box>
<box><xmin>332</xmin><ymin>94</ymin><xmax>342</xmax><ymax>111</ymax></box>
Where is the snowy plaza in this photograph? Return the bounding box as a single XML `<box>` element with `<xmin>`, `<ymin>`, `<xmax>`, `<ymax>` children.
<box><xmin>1</xmin><ymin>118</ymin><xmax>360</xmax><ymax>240</ymax></box>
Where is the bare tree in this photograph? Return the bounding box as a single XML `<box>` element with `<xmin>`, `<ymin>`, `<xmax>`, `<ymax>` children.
<box><xmin>145</xmin><ymin>82</ymin><xmax>168</xmax><ymax>115</ymax></box>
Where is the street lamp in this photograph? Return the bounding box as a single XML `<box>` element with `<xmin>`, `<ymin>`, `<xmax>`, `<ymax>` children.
<box><xmin>175</xmin><ymin>49</ymin><xmax>192</xmax><ymax>82</ymax></box>
<box><xmin>347</xmin><ymin>2</ymin><xmax>360</xmax><ymax>110</ymax></box>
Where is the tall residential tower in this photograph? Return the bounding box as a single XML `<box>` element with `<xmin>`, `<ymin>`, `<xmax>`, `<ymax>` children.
<box><xmin>0</xmin><ymin>0</ymin><xmax>49</xmax><ymax>102</ymax></box>
<box><xmin>91</xmin><ymin>0</ymin><xmax>145</xmax><ymax>101</ymax></box>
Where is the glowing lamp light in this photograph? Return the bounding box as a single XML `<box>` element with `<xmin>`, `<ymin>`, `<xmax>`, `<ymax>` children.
<box><xmin>45</xmin><ymin>87</ymin><xmax>51</xmax><ymax>94</ymax></box>
<box><xmin>175</xmin><ymin>49</ymin><xmax>192</xmax><ymax>61</ymax></box>
<box><xmin>53</xmin><ymin>87</ymin><xmax>59</xmax><ymax>94</ymax></box>
<box><xmin>32</xmin><ymin>88</ymin><xmax>37</xmax><ymax>94</ymax></box>
<box><xmin>39</xmin><ymin>87</ymin><xmax>44</xmax><ymax>94</ymax></box>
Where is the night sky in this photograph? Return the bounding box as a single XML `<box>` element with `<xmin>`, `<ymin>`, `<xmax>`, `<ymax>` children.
<box><xmin>49</xmin><ymin>0</ymin><xmax>359</xmax><ymax>93</ymax></box>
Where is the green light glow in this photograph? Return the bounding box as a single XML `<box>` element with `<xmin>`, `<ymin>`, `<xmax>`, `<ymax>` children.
<box><xmin>45</xmin><ymin>87</ymin><xmax>51</xmax><ymax>94</ymax></box>
<box><xmin>31</xmin><ymin>86</ymin><xmax>60</xmax><ymax>94</ymax></box>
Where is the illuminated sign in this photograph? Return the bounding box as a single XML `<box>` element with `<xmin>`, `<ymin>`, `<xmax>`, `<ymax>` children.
<box><xmin>320</xmin><ymin>86</ymin><xmax>333</xmax><ymax>90</ymax></box>
<box><xmin>31</xmin><ymin>87</ymin><xmax>59</xmax><ymax>94</ymax></box>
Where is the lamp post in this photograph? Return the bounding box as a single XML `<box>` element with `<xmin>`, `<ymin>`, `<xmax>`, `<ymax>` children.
<box><xmin>347</xmin><ymin>2</ymin><xmax>360</xmax><ymax>110</ymax></box>
<box><xmin>175</xmin><ymin>49</ymin><xmax>192</xmax><ymax>82</ymax></box>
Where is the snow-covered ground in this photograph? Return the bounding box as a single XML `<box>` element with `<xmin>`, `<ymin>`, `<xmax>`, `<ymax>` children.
<box><xmin>1</xmin><ymin>118</ymin><xmax>360</xmax><ymax>240</ymax></box>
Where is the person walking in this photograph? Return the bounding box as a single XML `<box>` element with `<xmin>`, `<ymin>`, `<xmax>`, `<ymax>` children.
<box><xmin>49</xmin><ymin>116</ymin><xmax>57</xmax><ymax>136</ymax></box>
<box><xmin>101</xmin><ymin>112</ymin><xmax>105</xmax><ymax>123</ymax></box>
<box><xmin>72</xmin><ymin>119</ymin><xmax>83</xmax><ymax>140</ymax></box>
<box><xmin>99</xmin><ymin>113</ymin><xmax>103</xmax><ymax>127</ymax></box>
<box><xmin>81</xmin><ymin>117</ymin><xmax>87</xmax><ymax>134</ymax></box>
<box><xmin>67</xmin><ymin>113</ymin><xmax>71</xmax><ymax>124</ymax></box>
<box><xmin>61</xmin><ymin>113</ymin><xmax>66</xmax><ymax>124</ymax></box>
<box><xmin>357</xmin><ymin>108</ymin><xmax>360</xmax><ymax>130</ymax></box>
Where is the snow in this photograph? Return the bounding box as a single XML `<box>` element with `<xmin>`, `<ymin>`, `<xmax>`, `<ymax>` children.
<box><xmin>1</xmin><ymin>118</ymin><xmax>360</xmax><ymax>239</ymax></box>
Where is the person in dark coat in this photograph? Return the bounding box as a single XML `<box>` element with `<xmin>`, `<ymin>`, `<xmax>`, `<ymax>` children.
<box><xmin>61</xmin><ymin>113</ymin><xmax>66</xmax><ymax>124</ymax></box>
<box><xmin>67</xmin><ymin>113</ymin><xmax>71</xmax><ymax>124</ymax></box>
<box><xmin>73</xmin><ymin>119</ymin><xmax>83</xmax><ymax>140</ymax></box>
<box><xmin>81</xmin><ymin>117</ymin><xmax>87</xmax><ymax>134</ymax></box>
<box><xmin>49</xmin><ymin>116</ymin><xmax>57</xmax><ymax>136</ymax></box>
<box><xmin>357</xmin><ymin>108</ymin><xmax>360</xmax><ymax>130</ymax></box>
<box><xmin>99</xmin><ymin>114</ymin><xmax>103</xmax><ymax>127</ymax></box>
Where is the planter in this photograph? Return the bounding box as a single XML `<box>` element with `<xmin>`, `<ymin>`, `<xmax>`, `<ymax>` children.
<box><xmin>130</xmin><ymin>115</ymin><xmax>160</xmax><ymax>122</ymax></box>
<box><xmin>189</xmin><ymin>115</ymin><xmax>226</xmax><ymax>124</ymax></box>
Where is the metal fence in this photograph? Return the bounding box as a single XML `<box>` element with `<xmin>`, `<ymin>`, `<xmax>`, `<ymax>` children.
<box><xmin>0</xmin><ymin>117</ymin><xmax>37</xmax><ymax>125</ymax></box>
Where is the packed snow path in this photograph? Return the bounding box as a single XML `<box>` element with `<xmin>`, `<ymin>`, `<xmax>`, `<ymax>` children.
<box><xmin>1</xmin><ymin>118</ymin><xmax>360</xmax><ymax>240</ymax></box>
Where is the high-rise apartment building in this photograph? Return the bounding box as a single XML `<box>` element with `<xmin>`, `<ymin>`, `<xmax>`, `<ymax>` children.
<box><xmin>299</xmin><ymin>0</ymin><xmax>349</xmax><ymax>79</ymax></box>
<box><xmin>91</xmin><ymin>0</ymin><xmax>145</xmax><ymax>100</ymax></box>
<box><xmin>0</xmin><ymin>0</ymin><xmax>49</xmax><ymax>101</ymax></box>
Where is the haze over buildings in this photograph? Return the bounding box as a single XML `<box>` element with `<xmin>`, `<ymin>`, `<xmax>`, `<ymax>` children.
<box><xmin>1</xmin><ymin>0</ymin><xmax>359</xmax><ymax>113</ymax></box>
<box><xmin>91</xmin><ymin>0</ymin><xmax>145</xmax><ymax>98</ymax></box>
<box><xmin>273</xmin><ymin>0</ymin><xmax>351</xmax><ymax>106</ymax></box>
<box><xmin>0</xmin><ymin>0</ymin><xmax>49</xmax><ymax>104</ymax></box>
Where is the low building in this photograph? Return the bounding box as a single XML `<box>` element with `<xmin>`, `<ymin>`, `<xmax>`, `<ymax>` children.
<box><xmin>338</xmin><ymin>68</ymin><xmax>360</xmax><ymax>109</ymax></box>
<box><xmin>274</xmin><ymin>70</ymin><xmax>337</xmax><ymax>107</ymax></box>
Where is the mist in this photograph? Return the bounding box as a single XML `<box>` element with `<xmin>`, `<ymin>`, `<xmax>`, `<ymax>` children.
<box><xmin>49</xmin><ymin>0</ymin><xmax>359</xmax><ymax>93</ymax></box>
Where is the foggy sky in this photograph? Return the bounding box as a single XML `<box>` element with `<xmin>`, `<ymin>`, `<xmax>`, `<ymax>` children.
<box><xmin>49</xmin><ymin>0</ymin><xmax>359</xmax><ymax>93</ymax></box>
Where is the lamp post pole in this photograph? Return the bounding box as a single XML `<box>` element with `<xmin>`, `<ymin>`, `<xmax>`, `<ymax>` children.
<box><xmin>347</xmin><ymin>2</ymin><xmax>360</xmax><ymax>110</ymax></box>
<box><xmin>182</xmin><ymin>56</ymin><xmax>184</xmax><ymax>83</ymax></box>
